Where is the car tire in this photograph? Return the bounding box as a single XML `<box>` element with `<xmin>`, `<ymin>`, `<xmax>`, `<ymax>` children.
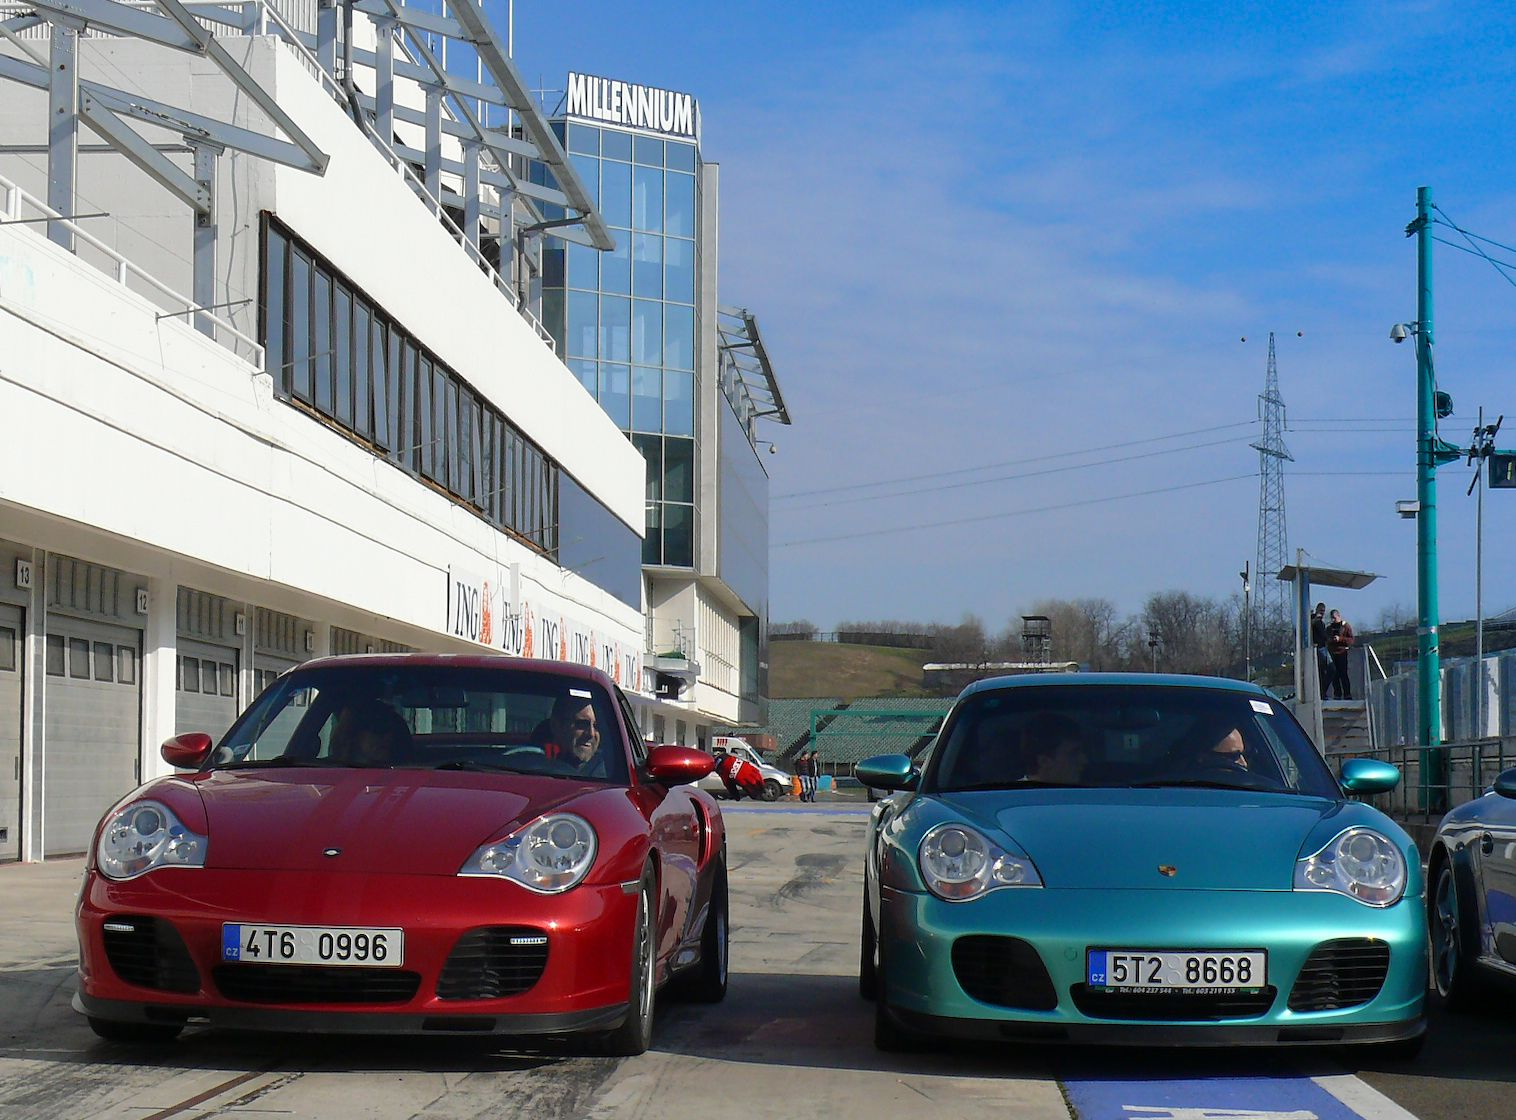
<box><xmin>593</xmin><ymin>866</ymin><xmax>657</xmax><ymax>1056</ymax></box>
<box><xmin>1429</xmin><ymin>858</ymin><xmax>1482</xmax><ymax>1012</ymax></box>
<box><xmin>872</xmin><ymin>912</ymin><xmax>920</xmax><ymax>1052</ymax></box>
<box><xmin>859</xmin><ymin>885</ymin><xmax>877</xmax><ymax>1001</ymax></box>
<box><xmin>682</xmin><ymin>860</ymin><xmax>729</xmax><ymax>1003</ymax></box>
<box><xmin>763</xmin><ymin>779</ymin><xmax>781</xmax><ymax>802</ymax></box>
<box><xmin>87</xmin><ymin>1017</ymin><xmax>183</xmax><ymax>1044</ymax></box>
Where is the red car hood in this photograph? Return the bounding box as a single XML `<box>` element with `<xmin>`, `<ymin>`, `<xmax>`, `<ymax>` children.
<box><xmin>192</xmin><ymin>768</ymin><xmax>584</xmax><ymax>875</ymax></box>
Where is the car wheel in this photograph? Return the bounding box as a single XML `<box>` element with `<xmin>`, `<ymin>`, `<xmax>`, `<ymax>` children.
<box><xmin>859</xmin><ymin>885</ymin><xmax>877</xmax><ymax>1001</ymax></box>
<box><xmin>763</xmin><ymin>780</ymin><xmax>781</xmax><ymax>802</ymax></box>
<box><xmin>594</xmin><ymin>867</ymin><xmax>657</xmax><ymax>1056</ymax></box>
<box><xmin>872</xmin><ymin>912</ymin><xmax>919</xmax><ymax>1052</ymax></box>
<box><xmin>87</xmin><ymin>1017</ymin><xmax>183</xmax><ymax>1044</ymax></box>
<box><xmin>683</xmin><ymin>860</ymin><xmax>729</xmax><ymax>1003</ymax></box>
<box><xmin>1430</xmin><ymin>859</ymin><xmax>1481</xmax><ymax>1011</ymax></box>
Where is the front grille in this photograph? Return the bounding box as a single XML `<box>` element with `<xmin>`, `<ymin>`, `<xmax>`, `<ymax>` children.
<box><xmin>951</xmin><ymin>936</ymin><xmax>1057</xmax><ymax>1011</ymax></box>
<box><xmin>101</xmin><ymin>915</ymin><xmax>200</xmax><ymax>994</ymax></box>
<box><xmin>213</xmin><ymin>964</ymin><xmax>420</xmax><ymax>1004</ymax></box>
<box><xmin>1288</xmin><ymin>938</ymin><xmax>1390</xmax><ymax>1012</ymax></box>
<box><xmin>1071</xmin><ymin>984</ymin><xmax>1277</xmax><ymax>1020</ymax></box>
<box><xmin>436</xmin><ymin>927</ymin><xmax>549</xmax><ymax>1000</ymax></box>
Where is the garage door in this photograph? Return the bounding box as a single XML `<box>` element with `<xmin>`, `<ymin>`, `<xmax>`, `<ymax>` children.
<box><xmin>0</xmin><ymin>605</ymin><xmax>21</xmax><ymax>863</ymax></box>
<box><xmin>43</xmin><ymin>617</ymin><xmax>140</xmax><ymax>857</ymax></box>
<box><xmin>176</xmin><ymin>638</ymin><xmax>240</xmax><ymax>743</ymax></box>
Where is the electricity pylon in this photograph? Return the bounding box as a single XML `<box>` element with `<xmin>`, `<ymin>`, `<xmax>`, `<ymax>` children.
<box><xmin>1251</xmin><ymin>332</ymin><xmax>1293</xmax><ymax>652</ymax></box>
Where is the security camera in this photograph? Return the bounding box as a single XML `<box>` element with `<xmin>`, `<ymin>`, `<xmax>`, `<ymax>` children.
<box><xmin>767</xmin><ymin>443</ymin><xmax>777</xmax><ymax>455</ymax></box>
<box><xmin>1390</xmin><ymin>323</ymin><xmax>1409</xmax><ymax>344</ymax></box>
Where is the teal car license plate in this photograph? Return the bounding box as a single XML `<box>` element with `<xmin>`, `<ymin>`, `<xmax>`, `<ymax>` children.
<box><xmin>1087</xmin><ymin>949</ymin><xmax>1266</xmax><ymax>992</ymax></box>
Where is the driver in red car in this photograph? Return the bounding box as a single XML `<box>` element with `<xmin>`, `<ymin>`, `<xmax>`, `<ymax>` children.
<box><xmin>714</xmin><ymin>750</ymin><xmax>766</xmax><ymax>800</ymax></box>
<box><xmin>536</xmin><ymin>692</ymin><xmax>606</xmax><ymax>776</ymax></box>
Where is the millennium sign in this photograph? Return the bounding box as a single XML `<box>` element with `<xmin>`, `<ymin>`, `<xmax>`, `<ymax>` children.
<box><xmin>566</xmin><ymin>72</ymin><xmax>699</xmax><ymax>141</ymax></box>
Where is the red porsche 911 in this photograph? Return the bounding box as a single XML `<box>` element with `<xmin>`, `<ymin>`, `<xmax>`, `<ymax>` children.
<box><xmin>74</xmin><ymin>654</ymin><xmax>728</xmax><ymax>1055</ymax></box>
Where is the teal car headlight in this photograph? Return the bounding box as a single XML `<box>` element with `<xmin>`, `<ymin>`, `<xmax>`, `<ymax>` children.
<box><xmin>919</xmin><ymin>823</ymin><xmax>1042</xmax><ymax>901</ymax></box>
<box><xmin>1294</xmin><ymin>827</ymin><xmax>1406</xmax><ymax>907</ymax></box>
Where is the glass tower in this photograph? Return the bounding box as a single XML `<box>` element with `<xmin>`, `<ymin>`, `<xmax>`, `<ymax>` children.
<box><xmin>540</xmin><ymin>120</ymin><xmax>701</xmax><ymax>568</ymax></box>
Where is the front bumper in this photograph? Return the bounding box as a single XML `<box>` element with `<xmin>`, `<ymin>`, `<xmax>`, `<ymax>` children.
<box><xmin>76</xmin><ymin>867</ymin><xmax>638</xmax><ymax>1035</ymax></box>
<box><xmin>878</xmin><ymin>884</ymin><xmax>1427</xmax><ymax>1046</ymax></box>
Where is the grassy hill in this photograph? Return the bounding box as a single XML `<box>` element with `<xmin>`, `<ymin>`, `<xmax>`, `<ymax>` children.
<box><xmin>769</xmin><ymin>641</ymin><xmax>933</xmax><ymax>699</ymax></box>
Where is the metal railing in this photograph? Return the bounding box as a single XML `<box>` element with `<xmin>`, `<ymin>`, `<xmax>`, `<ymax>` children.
<box><xmin>0</xmin><ymin>171</ymin><xmax>265</xmax><ymax>366</ymax></box>
<box><xmin>1341</xmin><ymin>735</ymin><xmax>1512</xmax><ymax>822</ymax></box>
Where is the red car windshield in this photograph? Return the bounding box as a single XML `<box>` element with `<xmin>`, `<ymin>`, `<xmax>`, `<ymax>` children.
<box><xmin>211</xmin><ymin>663</ymin><xmax>629</xmax><ymax>784</ymax></box>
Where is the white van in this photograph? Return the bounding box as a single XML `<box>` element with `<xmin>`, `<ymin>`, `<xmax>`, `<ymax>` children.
<box><xmin>699</xmin><ymin>738</ymin><xmax>792</xmax><ymax>801</ymax></box>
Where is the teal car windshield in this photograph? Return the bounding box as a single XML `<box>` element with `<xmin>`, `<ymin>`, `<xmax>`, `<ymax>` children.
<box><xmin>925</xmin><ymin>685</ymin><xmax>1340</xmax><ymax>798</ymax></box>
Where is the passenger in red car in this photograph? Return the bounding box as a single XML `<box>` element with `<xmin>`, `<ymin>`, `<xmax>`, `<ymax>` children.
<box><xmin>537</xmin><ymin>693</ymin><xmax>604</xmax><ymax>775</ymax></box>
<box><xmin>329</xmin><ymin>700</ymin><xmax>410</xmax><ymax>766</ymax></box>
<box><xmin>714</xmin><ymin>751</ymin><xmax>765</xmax><ymax>800</ymax></box>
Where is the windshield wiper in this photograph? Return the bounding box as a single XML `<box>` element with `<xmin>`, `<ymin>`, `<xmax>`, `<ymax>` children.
<box><xmin>432</xmin><ymin>759</ymin><xmax>515</xmax><ymax>772</ymax></box>
<box><xmin>218</xmin><ymin>756</ymin><xmax>327</xmax><ymax>770</ymax></box>
<box><xmin>1127</xmin><ymin>778</ymin><xmax>1255</xmax><ymax>791</ymax></box>
<box><xmin>948</xmin><ymin>779</ymin><xmax>1091</xmax><ymax>792</ymax></box>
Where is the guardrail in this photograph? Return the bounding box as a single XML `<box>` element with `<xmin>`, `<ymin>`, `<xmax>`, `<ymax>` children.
<box><xmin>0</xmin><ymin>172</ymin><xmax>265</xmax><ymax>366</ymax></box>
<box><xmin>1338</xmin><ymin>736</ymin><xmax>1513</xmax><ymax>822</ymax></box>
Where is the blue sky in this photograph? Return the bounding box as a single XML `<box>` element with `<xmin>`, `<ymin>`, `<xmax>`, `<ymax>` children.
<box><xmin>509</xmin><ymin>1</ymin><xmax>1516</xmax><ymax>633</ymax></box>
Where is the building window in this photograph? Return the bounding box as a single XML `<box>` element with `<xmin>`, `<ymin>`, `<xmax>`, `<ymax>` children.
<box><xmin>260</xmin><ymin>216</ymin><xmax>581</xmax><ymax>560</ymax></box>
<box><xmin>93</xmin><ymin>641</ymin><xmax>114</xmax><ymax>682</ymax></box>
<box><xmin>180</xmin><ymin>655</ymin><xmax>199</xmax><ymax>692</ymax></box>
<box><xmin>69</xmin><ymin>637</ymin><xmax>90</xmax><ymax>679</ymax></box>
<box><xmin>45</xmin><ymin>634</ymin><xmax>64</xmax><ymax>676</ymax></box>
<box><xmin>117</xmin><ymin>646</ymin><xmax>136</xmax><ymax>685</ymax></box>
<box><xmin>632</xmin><ymin>164</ymin><xmax>663</xmax><ymax>231</ymax></box>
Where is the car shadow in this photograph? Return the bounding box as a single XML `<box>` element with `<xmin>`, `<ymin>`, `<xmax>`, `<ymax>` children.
<box><xmin>656</xmin><ymin>970</ymin><xmax>1516</xmax><ymax>1087</ymax></box>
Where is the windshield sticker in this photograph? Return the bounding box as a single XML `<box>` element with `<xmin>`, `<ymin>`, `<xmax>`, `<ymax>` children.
<box><xmin>1250</xmin><ymin>699</ymin><xmax>1273</xmax><ymax>714</ymax></box>
<box><xmin>570</xmin><ymin>688</ymin><xmax>593</xmax><ymax>698</ymax></box>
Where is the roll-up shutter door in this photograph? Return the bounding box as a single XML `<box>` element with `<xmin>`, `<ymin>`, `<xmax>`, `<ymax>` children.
<box><xmin>43</xmin><ymin>617</ymin><xmax>141</xmax><ymax>856</ymax></box>
<box><xmin>176</xmin><ymin>638</ymin><xmax>240</xmax><ymax>743</ymax></box>
<box><xmin>0</xmin><ymin>604</ymin><xmax>22</xmax><ymax>862</ymax></box>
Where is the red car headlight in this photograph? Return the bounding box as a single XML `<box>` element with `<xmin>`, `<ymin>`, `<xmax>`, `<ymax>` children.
<box><xmin>460</xmin><ymin>813</ymin><xmax>598</xmax><ymax>893</ymax></box>
<box><xmin>96</xmin><ymin>800</ymin><xmax>208</xmax><ymax>881</ymax></box>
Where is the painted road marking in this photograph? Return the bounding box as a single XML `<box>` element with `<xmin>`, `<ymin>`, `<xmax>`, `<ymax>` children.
<box><xmin>1313</xmin><ymin>1076</ymin><xmax>1421</xmax><ymax>1120</ymax></box>
<box><xmin>1066</xmin><ymin>1075</ymin><xmax>1421</xmax><ymax>1120</ymax></box>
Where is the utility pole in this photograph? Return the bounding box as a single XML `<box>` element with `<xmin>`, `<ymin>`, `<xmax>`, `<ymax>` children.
<box><xmin>1411</xmin><ymin>186</ymin><xmax>1443</xmax><ymax>808</ymax></box>
<box><xmin>1240</xmin><ymin>561</ymin><xmax>1252</xmax><ymax>681</ymax></box>
<box><xmin>1468</xmin><ymin>410</ymin><xmax>1502</xmax><ymax>740</ymax></box>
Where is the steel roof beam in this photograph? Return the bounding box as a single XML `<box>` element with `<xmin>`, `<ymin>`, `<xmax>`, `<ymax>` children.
<box><xmin>441</xmin><ymin>0</ymin><xmax>612</xmax><ymax>251</ymax></box>
<box><xmin>77</xmin><ymin>90</ymin><xmax>210</xmax><ymax>211</ymax></box>
<box><xmin>24</xmin><ymin>0</ymin><xmax>328</xmax><ymax>175</ymax></box>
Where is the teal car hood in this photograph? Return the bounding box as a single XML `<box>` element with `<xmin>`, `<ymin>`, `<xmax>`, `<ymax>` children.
<box><xmin>939</xmin><ymin>789</ymin><xmax>1343</xmax><ymax>891</ymax></box>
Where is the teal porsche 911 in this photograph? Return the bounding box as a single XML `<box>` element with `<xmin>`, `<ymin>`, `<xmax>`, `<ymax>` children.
<box><xmin>856</xmin><ymin>674</ymin><xmax>1426</xmax><ymax>1053</ymax></box>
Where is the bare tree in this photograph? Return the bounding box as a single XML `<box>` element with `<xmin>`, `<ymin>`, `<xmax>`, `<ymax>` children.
<box><xmin>1141</xmin><ymin>590</ymin><xmax>1236</xmax><ymax>676</ymax></box>
<box><xmin>1374</xmin><ymin>603</ymin><xmax>1416</xmax><ymax>633</ymax></box>
<box><xmin>1020</xmin><ymin>598</ymin><xmax>1126</xmax><ymax>670</ymax></box>
<box><xmin>931</xmin><ymin>614</ymin><xmax>989</xmax><ymax>664</ymax></box>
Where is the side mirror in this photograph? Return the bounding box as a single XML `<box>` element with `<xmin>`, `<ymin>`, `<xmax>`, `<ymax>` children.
<box><xmin>855</xmin><ymin>754</ymin><xmax>918</xmax><ymax>793</ymax></box>
<box><xmin>1493</xmin><ymin>767</ymin><xmax>1516</xmax><ymax>799</ymax></box>
<box><xmin>1339</xmin><ymin>757</ymin><xmax>1401</xmax><ymax>795</ymax></box>
<box><xmin>646</xmin><ymin>744</ymin><xmax>715</xmax><ymax>786</ymax></box>
<box><xmin>162</xmin><ymin>732</ymin><xmax>214</xmax><ymax>769</ymax></box>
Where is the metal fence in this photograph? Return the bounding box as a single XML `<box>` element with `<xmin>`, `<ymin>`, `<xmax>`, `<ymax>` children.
<box><xmin>1340</xmin><ymin>736</ymin><xmax>1513</xmax><ymax>822</ymax></box>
